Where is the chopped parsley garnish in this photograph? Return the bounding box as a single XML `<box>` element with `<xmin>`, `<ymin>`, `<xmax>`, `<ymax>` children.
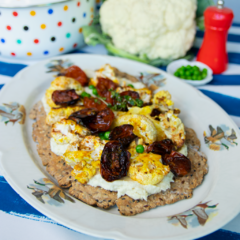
<box><xmin>109</xmin><ymin>90</ymin><xmax>143</xmax><ymax>111</ymax></box>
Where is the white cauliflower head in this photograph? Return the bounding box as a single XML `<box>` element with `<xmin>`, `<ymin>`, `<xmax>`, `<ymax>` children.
<box><xmin>100</xmin><ymin>0</ymin><xmax>197</xmax><ymax>60</ymax></box>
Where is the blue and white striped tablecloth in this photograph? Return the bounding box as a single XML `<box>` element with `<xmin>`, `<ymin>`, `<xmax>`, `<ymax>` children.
<box><xmin>0</xmin><ymin>24</ymin><xmax>240</xmax><ymax>240</ymax></box>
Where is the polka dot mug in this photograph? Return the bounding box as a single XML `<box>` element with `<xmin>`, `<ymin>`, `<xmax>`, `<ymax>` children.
<box><xmin>0</xmin><ymin>0</ymin><xmax>96</xmax><ymax>60</ymax></box>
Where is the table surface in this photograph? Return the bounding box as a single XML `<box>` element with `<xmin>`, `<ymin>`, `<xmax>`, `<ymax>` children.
<box><xmin>0</xmin><ymin>24</ymin><xmax>240</xmax><ymax>240</ymax></box>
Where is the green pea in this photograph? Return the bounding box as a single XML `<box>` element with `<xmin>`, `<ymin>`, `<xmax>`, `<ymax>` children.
<box><xmin>174</xmin><ymin>72</ymin><xmax>179</xmax><ymax>77</ymax></box>
<box><xmin>194</xmin><ymin>70</ymin><xmax>200</xmax><ymax>76</ymax></box>
<box><xmin>188</xmin><ymin>68</ymin><xmax>194</xmax><ymax>75</ymax></box>
<box><xmin>92</xmin><ymin>88</ymin><xmax>98</xmax><ymax>96</ymax></box>
<box><xmin>202</xmin><ymin>68</ymin><xmax>208</xmax><ymax>74</ymax></box>
<box><xmin>186</xmin><ymin>65</ymin><xmax>192</xmax><ymax>69</ymax></box>
<box><xmin>127</xmin><ymin>84</ymin><xmax>134</xmax><ymax>88</ymax></box>
<box><xmin>81</xmin><ymin>91</ymin><xmax>91</xmax><ymax>98</ymax></box>
<box><xmin>98</xmin><ymin>132</ymin><xmax>106</xmax><ymax>140</ymax></box>
<box><xmin>185</xmin><ymin>71</ymin><xmax>191</xmax><ymax>77</ymax></box>
<box><xmin>179</xmin><ymin>69</ymin><xmax>185</xmax><ymax>75</ymax></box>
<box><xmin>89</xmin><ymin>85</ymin><xmax>96</xmax><ymax>90</ymax></box>
<box><xmin>202</xmin><ymin>73</ymin><xmax>207</xmax><ymax>79</ymax></box>
<box><xmin>136</xmin><ymin>145</ymin><xmax>144</xmax><ymax>153</ymax></box>
<box><xmin>197</xmin><ymin>76</ymin><xmax>203</xmax><ymax>80</ymax></box>
<box><xmin>104</xmin><ymin>131</ymin><xmax>111</xmax><ymax>140</ymax></box>
<box><xmin>193</xmin><ymin>66</ymin><xmax>199</xmax><ymax>71</ymax></box>
<box><xmin>192</xmin><ymin>75</ymin><xmax>198</xmax><ymax>80</ymax></box>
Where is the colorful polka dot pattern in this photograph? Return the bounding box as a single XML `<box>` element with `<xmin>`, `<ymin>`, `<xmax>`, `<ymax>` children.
<box><xmin>30</xmin><ymin>11</ymin><xmax>36</xmax><ymax>16</ymax></box>
<box><xmin>41</xmin><ymin>24</ymin><xmax>46</xmax><ymax>29</ymax></box>
<box><xmin>0</xmin><ymin>1</ymin><xmax>96</xmax><ymax>58</ymax></box>
<box><xmin>48</xmin><ymin>9</ymin><xmax>53</xmax><ymax>14</ymax></box>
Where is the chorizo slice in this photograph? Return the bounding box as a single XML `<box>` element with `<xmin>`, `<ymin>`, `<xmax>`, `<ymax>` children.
<box><xmin>120</xmin><ymin>91</ymin><xmax>140</xmax><ymax>100</ymax></box>
<box><xmin>109</xmin><ymin>124</ymin><xmax>137</xmax><ymax>146</ymax></box>
<box><xmin>147</xmin><ymin>139</ymin><xmax>174</xmax><ymax>156</ymax></box>
<box><xmin>83</xmin><ymin>97</ymin><xmax>107</xmax><ymax>111</ymax></box>
<box><xmin>87</xmin><ymin>108</ymin><xmax>115</xmax><ymax>133</ymax></box>
<box><xmin>69</xmin><ymin>108</ymin><xmax>98</xmax><ymax>125</ymax></box>
<box><xmin>101</xmin><ymin>141</ymin><xmax>131</xmax><ymax>182</ymax></box>
<box><xmin>52</xmin><ymin>89</ymin><xmax>80</xmax><ymax>106</ymax></box>
<box><xmin>64</xmin><ymin>65</ymin><xmax>89</xmax><ymax>86</ymax></box>
<box><xmin>96</xmin><ymin>78</ymin><xmax>118</xmax><ymax>104</ymax></box>
<box><xmin>120</xmin><ymin>91</ymin><xmax>140</xmax><ymax>107</ymax></box>
<box><xmin>69</xmin><ymin>108</ymin><xmax>114</xmax><ymax>133</ymax></box>
<box><xmin>163</xmin><ymin>151</ymin><xmax>191</xmax><ymax>177</ymax></box>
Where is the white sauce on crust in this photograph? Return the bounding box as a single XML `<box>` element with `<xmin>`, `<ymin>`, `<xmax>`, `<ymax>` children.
<box><xmin>88</xmin><ymin>172</ymin><xmax>174</xmax><ymax>201</ymax></box>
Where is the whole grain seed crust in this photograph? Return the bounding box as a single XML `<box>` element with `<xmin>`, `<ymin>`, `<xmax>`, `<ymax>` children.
<box><xmin>31</xmin><ymin>101</ymin><xmax>208</xmax><ymax>215</ymax></box>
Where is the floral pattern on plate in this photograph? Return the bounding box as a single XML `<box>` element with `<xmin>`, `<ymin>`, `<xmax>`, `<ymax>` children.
<box><xmin>168</xmin><ymin>201</ymin><xmax>219</xmax><ymax>229</ymax></box>
<box><xmin>0</xmin><ymin>102</ymin><xmax>26</xmax><ymax>125</ymax></box>
<box><xmin>46</xmin><ymin>59</ymin><xmax>73</xmax><ymax>75</ymax></box>
<box><xmin>27</xmin><ymin>178</ymin><xmax>75</xmax><ymax>205</ymax></box>
<box><xmin>138</xmin><ymin>72</ymin><xmax>166</xmax><ymax>90</ymax></box>
<box><xmin>204</xmin><ymin>125</ymin><xmax>238</xmax><ymax>151</ymax></box>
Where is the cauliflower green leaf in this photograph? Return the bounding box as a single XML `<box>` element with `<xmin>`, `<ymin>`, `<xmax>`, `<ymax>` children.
<box><xmin>196</xmin><ymin>0</ymin><xmax>214</xmax><ymax>30</ymax></box>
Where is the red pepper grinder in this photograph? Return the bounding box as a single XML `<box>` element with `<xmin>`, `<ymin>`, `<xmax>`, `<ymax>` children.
<box><xmin>197</xmin><ymin>0</ymin><xmax>234</xmax><ymax>74</ymax></box>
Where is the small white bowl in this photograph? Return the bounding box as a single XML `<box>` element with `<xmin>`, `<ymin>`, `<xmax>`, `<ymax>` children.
<box><xmin>166</xmin><ymin>59</ymin><xmax>213</xmax><ymax>86</ymax></box>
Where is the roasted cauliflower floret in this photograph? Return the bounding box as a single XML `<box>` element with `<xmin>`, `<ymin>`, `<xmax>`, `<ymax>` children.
<box><xmin>63</xmin><ymin>150</ymin><xmax>94</xmax><ymax>166</ymax></box>
<box><xmin>51</xmin><ymin>119</ymin><xmax>90</xmax><ymax>145</ymax></box>
<box><xmin>46</xmin><ymin>105</ymin><xmax>84</xmax><ymax>125</ymax></box>
<box><xmin>127</xmin><ymin>106</ymin><xmax>185</xmax><ymax>147</ymax></box>
<box><xmin>128</xmin><ymin>153</ymin><xmax>170</xmax><ymax>185</ymax></box>
<box><xmin>66</xmin><ymin>141</ymin><xmax>81</xmax><ymax>152</ymax></box>
<box><xmin>89</xmin><ymin>64</ymin><xmax>145</xmax><ymax>89</ymax></box>
<box><xmin>71</xmin><ymin>159</ymin><xmax>100</xmax><ymax>184</ymax></box>
<box><xmin>112</xmin><ymin>113</ymin><xmax>157</xmax><ymax>144</ymax></box>
<box><xmin>45</xmin><ymin>76</ymin><xmax>83</xmax><ymax>108</ymax></box>
<box><xmin>157</xmin><ymin>110</ymin><xmax>185</xmax><ymax>148</ymax></box>
<box><xmin>64</xmin><ymin>137</ymin><xmax>104</xmax><ymax>183</ymax></box>
<box><xmin>80</xmin><ymin>136</ymin><xmax>108</xmax><ymax>152</ymax></box>
<box><xmin>63</xmin><ymin>136</ymin><xmax>107</xmax><ymax>166</ymax></box>
<box><xmin>128</xmin><ymin>105</ymin><xmax>154</xmax><ymax>115</ymax></box>
<box><xmin>96</xmin><ymin>64</ymin><xmax>120</xmax><ymax>84</ymax></box>
<box><xmin>153</xmin><ymin>90</ymin><xmax>174</xmax><ymax>111</ymax></box>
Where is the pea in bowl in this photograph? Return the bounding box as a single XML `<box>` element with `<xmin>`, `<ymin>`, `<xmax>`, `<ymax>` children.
<box><xmin>166</xmin><ymin>59</ymin><xmax>213</xmax><ymax>86</ymax></box>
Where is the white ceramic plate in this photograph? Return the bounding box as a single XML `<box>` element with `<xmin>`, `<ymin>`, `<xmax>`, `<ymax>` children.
<box><xmin>0</xmin><ymin>54</ymin><xmax>240</xmax><ymax>240</ymax></box>
<box><xmin>167</xmin><ymin>59</ymin><xmax>213</xmax><ymax>86</ymax></box>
